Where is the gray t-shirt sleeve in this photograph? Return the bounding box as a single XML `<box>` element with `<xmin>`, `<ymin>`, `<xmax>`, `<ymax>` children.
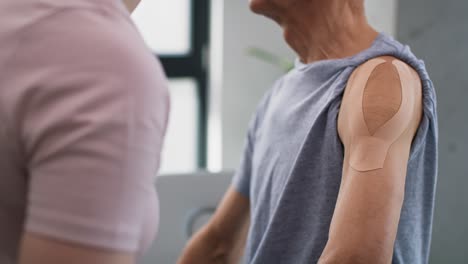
<box><xmin>232</xmin><ymin>82</ymin><xmax>280</xmax><ymax>198</ymax></box>
<box><xmin>232</xmin><ymin>119</ymin><xmax>256</xmax><ymax>198</ymax></box>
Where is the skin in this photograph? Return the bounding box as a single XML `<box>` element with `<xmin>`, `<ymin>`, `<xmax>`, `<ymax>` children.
<box><xmin>249</xmin><ymin>0</ymin><xmax>378</xmax><ymax>63</ymax></box>
<box><xmin>123</xmin><ymin>0</ymin><xmax>142</xmax><ymax>13</ymax></box>
<box><xmin>177</xmin><ymin>187</ymin><xmax>250</xmax><ymax>264</ymax></box>
<box><xmin>178</xmin><ymin>0</ymin><xmax>423</xmax><ymax>263</ymax></box>
<box><xmin>18</xmin><ymin>1</ymin><xmax>143</xmax><ymax>264</ymax></box>
<box><xmin>322</xmin><ymin>57</ymin><xmax>422</xmax><ymax>264</ymax></box>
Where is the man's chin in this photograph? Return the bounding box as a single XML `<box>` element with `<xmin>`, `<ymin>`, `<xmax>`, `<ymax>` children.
<box><xmin>249</xmin><ymin>0</ymin><xmax>267</xmax><ymax>14</ymax></box>
<box><xmin>123</xmin><ymin>0</ymin><xmax>141</xmax><ymax>13</ymax></box>
<box><xmin>249</xmin><ymin>0</ymin><xmax>283</xmax><ymax>24</ymax></box>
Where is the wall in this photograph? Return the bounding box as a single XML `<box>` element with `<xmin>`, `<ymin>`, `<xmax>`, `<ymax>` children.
<box><xmin>219</xmin><ymin>0</ymin><xmax>294</xmax><ymax>169</ymax></box>
<box><xmin>397</xmin><ymin>0</ymin><xmax>468</xmax><ymax>262</ymax></box>
<box><xmin>365</xmin><ymin>0</ymin><xmax>398</xmax><ymax>36</ymax></box>
<box><xmin>219</xmin><ymin>0</ymin><xmax>398</xmax><ymax>169</ymax></box>
<box><xmin>141</xmin><ymin>172</ymin><xmax>233</xmax><ymax>264</ymax></box>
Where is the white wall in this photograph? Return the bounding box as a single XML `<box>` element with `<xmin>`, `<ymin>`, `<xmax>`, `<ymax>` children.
<box><xmin>397</xmin><ymin>0</ymin><xmax>468</xmax><ymax>261</ymax></box>
<box><xmin>365</xmin><ymin>0</ymin><xmax>398</xmax><ymax>36</ymax></box>
<box><xmin>217</xmin><ymin>0</ymin><xmax>398</xmax><ymax>169</ymax></box>
<box><xmin>219</xmin><ymin>0</ymin><xmax>294</xmax><ymax>169</ymax></box>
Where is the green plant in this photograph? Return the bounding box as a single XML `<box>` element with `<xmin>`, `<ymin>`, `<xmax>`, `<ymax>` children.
<box><xmin>246</xmin><ymin>46</ymin><xmax>294</xmax><ymax>72</ymax></box>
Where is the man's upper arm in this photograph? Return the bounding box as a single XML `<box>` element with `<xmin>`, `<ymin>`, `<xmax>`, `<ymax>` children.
<box><xmin>320</xmin><ymin>57</ymin><xmax>422</xmax><ymax>263</ymax></box>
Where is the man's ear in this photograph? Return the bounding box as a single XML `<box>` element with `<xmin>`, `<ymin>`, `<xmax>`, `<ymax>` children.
<box><xmin>123</xmin><ymin>0</ymin><xmax>141</xmax><ymax>13</ymax></box>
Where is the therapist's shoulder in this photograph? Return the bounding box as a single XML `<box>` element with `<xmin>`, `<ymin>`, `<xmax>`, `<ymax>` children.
<box><xmin>18</xmin><ymin>5</ymin><xmax>170</xmax><ymax>116</ymax></box>
<box><xmin>20</xmin><ymin>5</ymin><xmax>167</xmax><ymax>88</ymax></box>
<box><xmin>14</xmin><ymin>5</ymin><xmax>170</xmax><ymax>138</ymax></box>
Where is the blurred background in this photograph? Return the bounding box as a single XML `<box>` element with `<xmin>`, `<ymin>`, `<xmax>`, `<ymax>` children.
<box><xmin>130</xmin><ymin>0</ymin><xmax>468</xmax><ymax>263</ymax></box>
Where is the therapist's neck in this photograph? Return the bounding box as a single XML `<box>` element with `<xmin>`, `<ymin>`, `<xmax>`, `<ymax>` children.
<box><xmin>123</xmin><ymin>0</ymin><xmax>141</xmax><ymax>12</ymax></box>
<box><xmin>274</xmin><ymin>0</ymin><xmax>378</xmax><ymax>63</ymax></box>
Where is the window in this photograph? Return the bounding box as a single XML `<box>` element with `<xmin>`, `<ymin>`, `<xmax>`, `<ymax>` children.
<box><xmin>132</xmin><ymin>0</ymin><xmax>210</xmax><ymax>174</ymax></box>
<box><xmin>132</xmin><ymin>1</ymin><xmax>192</xmax><ymax>55</ymax></box>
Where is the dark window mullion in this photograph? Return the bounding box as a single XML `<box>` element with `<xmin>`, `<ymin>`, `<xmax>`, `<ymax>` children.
<box><xmin>192</xmin><ymin>0</ymin><xmax>210</xmax><ymax>169</ymax></box>
<box><xmin>159</xmin><ymin>57</ymin><xmax>200</xmax><ymax>78</ymax></box>
<box><xmin>157</xmin><ymin>0</ymin><xmax>210</xmax><ymax>170</ymax></box>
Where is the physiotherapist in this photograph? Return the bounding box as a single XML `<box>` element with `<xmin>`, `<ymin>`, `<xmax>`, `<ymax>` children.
<box><xmin>0</xmin><ymin>0</ymin><xmax>169</xmax><ymax>263</ymax></box>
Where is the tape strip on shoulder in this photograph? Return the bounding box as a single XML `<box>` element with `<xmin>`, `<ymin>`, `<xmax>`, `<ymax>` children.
<box><xmin>348</xmin><ymin>59</ymin><xmax>416</xmax><ymax>172</ymax></box>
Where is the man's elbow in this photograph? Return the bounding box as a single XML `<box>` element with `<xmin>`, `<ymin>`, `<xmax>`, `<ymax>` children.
<box><xmin>318</xmin><ymin>248</ymin><xmax>390</xmax><ymax>264</ymax></box>
<box><xmin>319</xmin><ymin>256</ymin><xmax>382</xmax><ymax>264</ymax></box>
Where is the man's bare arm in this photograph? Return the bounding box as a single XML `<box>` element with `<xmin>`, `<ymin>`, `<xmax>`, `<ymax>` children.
<box><xmin>318</xmin><ymin>57</ymin><xmax>423</xmax><ymax>264</ymax></box>
<box><xmin>177</xmin><ymin>187</ymin><xmax>250</xmax><ymax>264</ymax></box>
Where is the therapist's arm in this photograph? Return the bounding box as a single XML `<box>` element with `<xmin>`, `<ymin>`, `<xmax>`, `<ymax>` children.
<box><xmin>19</xmin><ymin>234</ymin><xmax>134</xmax><ymax>264</ymax></box>
<box><xmin>177</xmin><ymin>187</ymin><xmax>250</xmax><ymax>264</ymax></box>
<box><xmin>15</xmin><ymin>7</ymin><xmax>169</xmax><ymax>264</ymax></box>
<box><xmin>318</xmin><ymin>58</ymin><xmax>423</xmax><ymax>264</ymax></box>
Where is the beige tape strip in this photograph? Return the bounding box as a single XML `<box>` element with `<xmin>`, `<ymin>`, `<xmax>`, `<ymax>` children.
<box><xmin>347</xmin><ymin>58</ymin><xmax>415</xmax><ymax>172</ymax></box>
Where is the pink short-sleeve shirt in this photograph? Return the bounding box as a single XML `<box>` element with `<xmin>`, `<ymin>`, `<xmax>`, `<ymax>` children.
<box><xmin>0</xmin><ymin>1</ymin><xmax>169</xmax><ymax>262</ymax></box>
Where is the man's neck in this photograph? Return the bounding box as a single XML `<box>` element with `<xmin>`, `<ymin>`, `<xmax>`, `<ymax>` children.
<box><xmin>277</xmin><ymin>0</ymin><xmax>378</xmax><ymax>64</ymax></box>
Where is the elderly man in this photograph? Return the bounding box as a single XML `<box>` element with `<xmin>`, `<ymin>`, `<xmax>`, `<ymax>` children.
<box><xmin>178</xmin><ymin>0</ymin><xmax>437</xmax><ymax>264</ymax></box>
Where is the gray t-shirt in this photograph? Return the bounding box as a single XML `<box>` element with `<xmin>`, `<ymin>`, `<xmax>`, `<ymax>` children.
<box><xmin>233</xmin><ymin>33</ymin><xmax>438</xmax><ymax>264</ymax></box>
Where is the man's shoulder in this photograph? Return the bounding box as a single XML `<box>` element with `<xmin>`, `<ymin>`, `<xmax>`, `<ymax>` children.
<box><xmin>339</xmin><ymin>56</ymin><xmax>423</xmax><ymax>143</ymax></box>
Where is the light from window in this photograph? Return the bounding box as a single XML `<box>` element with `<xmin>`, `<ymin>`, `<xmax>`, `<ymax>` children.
<box><xmin>159</xmin><ymin>78</ymin><xmax>199</xmax><ymax>174</ymax></box>
<box><xmin>131</xmin><ymin>0</ymin><xmax>192</xmax><ymax>55</ymax></box>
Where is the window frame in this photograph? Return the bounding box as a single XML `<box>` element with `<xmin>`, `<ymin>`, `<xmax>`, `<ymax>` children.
<box><xmin>157</xmin><ymin>0</ymin><xmax>210</xmax><ymax>169</ymax></box>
